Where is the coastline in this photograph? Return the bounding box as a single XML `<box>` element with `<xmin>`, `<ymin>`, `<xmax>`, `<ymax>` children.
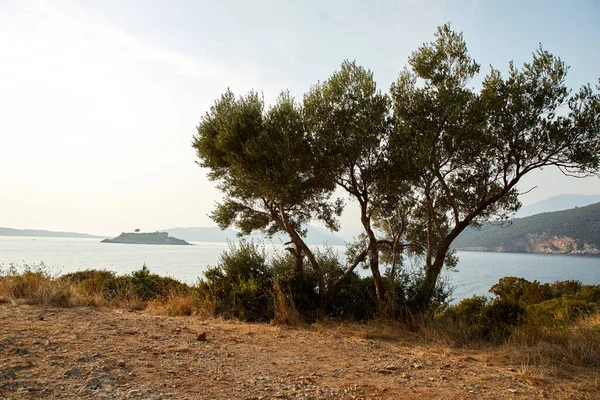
<box><xmin>454</xmin><ymin>247</ymin><xmax>600</xmax><ymax>257</ymax></box>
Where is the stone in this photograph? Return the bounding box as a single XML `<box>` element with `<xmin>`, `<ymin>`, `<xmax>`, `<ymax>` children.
<box><xmin>63</xmin><ymin>367</ymin><xmax>84</xmax><ymax>377</ymax></box>
<box><xmin>196</xmin><ymin>332</ymin><xmax>207</xmax><ymax>341</ymax></box>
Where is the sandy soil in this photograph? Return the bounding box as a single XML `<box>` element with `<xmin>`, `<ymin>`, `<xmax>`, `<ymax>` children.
<box><xmin>0</xmin><ymin>303</ymin><xmax>597</xmax><ymax>399</ymax></box>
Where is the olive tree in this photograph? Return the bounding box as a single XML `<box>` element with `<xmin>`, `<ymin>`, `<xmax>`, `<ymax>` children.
<box><xmin>390</xmin><ymin>24</ymin><xmax>600</xmax><ymax>308</ymax></box>
<box><xmin>304</xmin><ymin>61</ymin><xmax>400</xmax><ymax>312</ymax></box>
<box><xmin>193</xmin><ymin>90</ymin><xmax>342</xmax><ymax>304</ymax></box>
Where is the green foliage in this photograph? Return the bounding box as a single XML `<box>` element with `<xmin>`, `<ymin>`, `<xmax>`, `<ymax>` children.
<box><xmin>439</xmin><ymin>277</ymin><xmax>599</xmax><ymax>344</ymax></box>
<box><xmin>577</xmin><ymin>285</ymin><xmax>600</xmax><ymax>303</ymax></box>
<box><xmin>550</xmin><ymin>280</ymin><xmax>583</xmax><ymax>297</ymax></box>
<box><xmin>443</xmin><ymin>295</ymin><xmax>489</xmax><ymax>325</ymax></box>
<box><xmin>126</xmin><ymin>265</ymin><xmax>186</xmax><ymax>301</ymax></box>
<box><xmin>389</xmin><ymin>23</ymin><xmax>600</xmax><ymax>307</ymax></box>
<box><xmin>193</xmin><ymin>23</ymin><xmax>600</xmax><ymax>312</ymax></box>
<box><xmin>478</xmin><ymin>301</ymin><xmax>525</xmax><ymax>340</ymax></box>
<box><xmin>272</xmin><ymin>253</ymin><xmax>319</xmax><ymax>314</ymax></box>
<box><xmin>61</xmin><ymin>269</ymin><xmax>117</xmax><ymax>298</ymax></box>
<box><xmin>192</xmin><ymin>90</ymin><xmax>340</xmax><ymax>237</ymax></box>
<box><xmin>63</xmin><ymin>266</ymin><xmax>188</xmax><ymax>303</ymax></box>
<box><xmin>440</xmin><ymin>296</ymin><xmax>524</xmax><ymax>342</ymax></box>
<box><xmin>490</xmin><ymin>277</ymin><xmax>553</xmax><ymax>306</ymax></box>
<box><xmin>62</xmin><ymin>269</ymin><xmax>117</xmax><ymax>283</ymax></box>
<box><xmin>490</xmin><ymin>276</ymin><xmax>597</xmax><ymax>306</ymax></box>
<box><xmin>527</xmin><ymin>297</ymin><xmax>596</xmax><ymax>325</ymax></box>
<box><xmin>271</xmin><ymin>248</ymin><xmax>380</xmax><ymax>320</ymax></box>
<box><xmin>200</xmin><ymin>241</ymin><xmax>274</xmax><ymax>321</ymax></box>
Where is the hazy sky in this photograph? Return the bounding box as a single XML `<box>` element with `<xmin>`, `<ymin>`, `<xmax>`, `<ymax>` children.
<box><xmin>1</xmin><ymin>0</ymin><xmax>599</xmax><ymax>236</ymax></box>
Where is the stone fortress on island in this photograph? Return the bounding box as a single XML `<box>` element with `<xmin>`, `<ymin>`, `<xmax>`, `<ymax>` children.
<box><xmin>101</xmin><ymin>231</ymin><xmax>191</xmax><ymax>245</ymax></box>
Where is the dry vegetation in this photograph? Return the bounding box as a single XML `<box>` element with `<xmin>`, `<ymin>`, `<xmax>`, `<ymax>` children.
<box><xmin>1</xmin><ymin>266</ymin><xmax>599</xmax><ymax>399</ymax></box>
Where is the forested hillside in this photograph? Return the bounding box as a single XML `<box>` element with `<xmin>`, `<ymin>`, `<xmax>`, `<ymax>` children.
<box><xmin>453</xmin><ymin>202</ymin><xmax>600</xmax><ymax>254</ymax></box>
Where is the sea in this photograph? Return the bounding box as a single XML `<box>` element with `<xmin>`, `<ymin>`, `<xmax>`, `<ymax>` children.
<box><xmin>0</xmin><ymin>236</ymin><xmax>598</xmax><ymax>302</ymax></box>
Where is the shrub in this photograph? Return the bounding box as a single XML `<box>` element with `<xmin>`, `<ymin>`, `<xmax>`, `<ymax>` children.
<box><xmin>527</xmin><ymin>297</ymin><xmax>596</xmax><ymax>325</ymax></box>
<box><xmin>62</xmin><ymin>269</ymin><xmax>117</xmax><ymax>301</ymax></box>
<box><xmin>434</xmin><ymin>295</ymin><xmax>524</xmax><ymax>343</ymax></box>
<box><xmin>490</xmin><ymin>277</ymin><xmax>553</xmax><ymax>306</ymax></box>
<box><xmin>576</xmin><ymin>285</ymin><xmax>600</xmax><ymax>303</ymax></box>
<box><xmin>128</xmin><ymin>265</ymin><xmax>186</xmax><ymax>300</ymax></box>
<box><xmin>200</xmin><ymin>241</ymin><xmax>274</xmax><ymax>321</ymax></box>
<box><xmin>444</xmin><ymin>295</ymin><xmax>489</xmax><ymax>325</ymax></box>
<box><xmin>272</xmin><ymin>253</ymin><xmax>318</xmax><ymax>317</ymax></box>
<box><xmin>478</xmin><ymin>300</ymin><xmax>525</xmax><ymax>341</ymax></box>
<box><xmin>550</xmin><ymin>280</ymin><xmax>583</xmax><ymax>297</ymax></box>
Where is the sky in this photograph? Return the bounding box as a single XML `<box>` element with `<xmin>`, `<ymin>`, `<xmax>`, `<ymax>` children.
<box><xmin>1</xmin><ymin>0</ymin><xmax>599</xmax><ymax>237</ymax></box>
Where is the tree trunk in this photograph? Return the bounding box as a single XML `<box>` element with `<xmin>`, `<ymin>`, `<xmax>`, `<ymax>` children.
<box><xmin>277</xmin><ymin>206</ymin><xmax>327</xmax><ymax>307</ymax></box>
<box><xmin>414</xmin><ymin>222</ymin><xmax>469</xmax><ymax>310</ymax></box>
<box><xmin>360</xmin><ymin>202</ymin><xmax>385</xmax><ymax>314</ymax></box>
<box><xmin>413</xmin><ymin>175</ymin><xmax>522</xmax><ymax>311</ymax></box>
<box><xmin>369</xmin><ymin>240</ymin><xmax>386</xmax><ymax>315</ymax></box>
<box><xmin>293</xmin><ymin>243</ymin><xmax>304</xmax><ymax>281</ymax></box>
<box><xmin>285</xmin><ymin>242</ymin><xmax>305</xmax><ymax>280</ymax></box>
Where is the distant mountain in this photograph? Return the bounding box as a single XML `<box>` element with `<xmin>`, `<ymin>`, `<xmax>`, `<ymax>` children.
<box><xmin>515</xmin><ymin>194</ymin><xmax>600</xmax><ymax>218</ymax></box>
<box><xmin>453</xmin><ymin>202</ymin><xmax>600</xmax><ymax>255</ymax></box>
<box><xmin>162</xmin><ymin>227</ymin><xmax>240</xmax><ymax>243</ymax></box>
<box><xmin>163</xmin><ymin>225</ymin><xmax>346</xmax><ymax>246</ymax></box>
<box><xmin>0</xmin><ymin>227</ymin><xmax>105</xmax><ymax>239</ymax></box>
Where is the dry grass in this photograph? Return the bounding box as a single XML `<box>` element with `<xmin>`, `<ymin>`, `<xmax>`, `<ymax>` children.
<box><xmin>419</xmin><ymin>316</ymin><xmax>488</xmax><ymax>347</ymax></box>
<box><xmin>3</xmin><ymin>266</ymin><xmax>599</xmax><ymax>371</ymax></box>
<box><xmin>505</xmin><ymin>311</ymin><xmax>600</xmax><ymax>368</ymax></box>
<box><xmin>0</xmin><ymin>268</ymin><xmax>74</xmax><ymax>307</ymax></box>
<box><xmin>271</xmin><ymin>283</ymin><xmax>303</xmax><ymax>326</ymax></box>
<box><xmin>147</xmin><ymin>291</ymin><xmax>200</xmax><ymax>316</ymax></box>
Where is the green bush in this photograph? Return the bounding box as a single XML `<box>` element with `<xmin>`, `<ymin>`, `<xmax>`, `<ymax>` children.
<box><xmin>576</xmin><ymin>285</ymin><xmax>600</xmax><ymax>303</ymax></box>
<box><xmin>490</xmin><ymin>277</ymin><xmax>553</xmax><ymax>306</ymax></box>
<box><xmin>444</xmin><ymin>295</ymin><xmax>489</xmax><ymax>325</ymax></box>
<box><xmin>61</xmin><ymin>269</ymin><xmax>117</xmax><ymax>283</ymax></box>
<box><xmin>550</xmin><ymin>280</ymin><xmax>583</xmax><ymax>298</ymax></box>
<box><xmin>127</xmin><ymin>265</ymin><xmax>186</xmax><ymax>300</ymax></box>
<box><xmin>437</xmin><ymin>295</ymin><xmax>524</xmax><ymax>342</ymax></box>
<box><xmin>479</xmin><ymin>300</ymin><xmax>525</xmax><ymax>341</ymax></box>
<box><xmin>272</xmin><ymin>253</ymin><xmax>319</xmax><ymax>316</ymax></box>
<box><xmin>330</xmin><ymin>275</ymin><xmax>378</xmax><ymax>320</ymax></box>
<box><xmin>527</xmin><ymin>297</ymin><xmax>596</xmax><ymax>325</ymax></box>
<box><xmin>200</xmin><ymin>241</ymin><xmax>274</xmax><ymax>321</ymax></box>
<box><xmin>61</xmin><ymin>266</ymin><xmax>187</xmax><ymax>303</ymax></box>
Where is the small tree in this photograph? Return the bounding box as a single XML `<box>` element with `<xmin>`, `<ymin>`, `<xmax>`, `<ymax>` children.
<box><xmin>193</xmin><ymin>90</ymin><xmax>344</xmax><ymax>307</ymax></box>
<box><xmin>304</xmin><ymin>61</ymin><xmax>407</xmax><ymax>312</ymax></box>
<box><xmin>390</xmin><ymin>24</ymin><xmax>600</xmax><ymax>309</ymax></box>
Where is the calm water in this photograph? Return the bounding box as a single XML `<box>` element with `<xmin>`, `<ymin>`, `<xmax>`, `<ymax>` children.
<box><xmin>0</xmin><ymin>237</ymin><xmax>598</xmax><ymax>301</ymax></box>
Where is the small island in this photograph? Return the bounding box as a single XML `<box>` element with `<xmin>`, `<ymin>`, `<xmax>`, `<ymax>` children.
<box><xmin>101</xmin><ymin>231</ymin><xmax>191</xmax><ymax>245</ymax></box>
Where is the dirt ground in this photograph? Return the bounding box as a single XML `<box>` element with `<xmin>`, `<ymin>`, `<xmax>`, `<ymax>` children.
<box><xmin>0</xmin><ymin>303</ymin><xmax>597</xmax><ymax>399</ymax></box>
